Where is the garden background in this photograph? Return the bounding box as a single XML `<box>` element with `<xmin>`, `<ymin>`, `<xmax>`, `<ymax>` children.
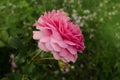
<box><xmin>0</xmin><ymin>0</ymin><xmax>120</xmax><ymax>80</ymax></box>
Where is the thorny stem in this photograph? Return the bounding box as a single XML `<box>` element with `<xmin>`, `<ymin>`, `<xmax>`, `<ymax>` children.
<box><xmin>21</xmin><ymin>75</ymin><xmax>29</xmax><ymax>80</ymax></box>
<box><xmin>31</xmin><ymin>51</ymin><xmax>55</xmax><ymax>62</ymax></box>
<box><xmin>37</xmin><ymin>57</ymin><xmax>55</xmax><ymax>61</ymax></box>
<box><xmin>31</xmin><ymin>50</ymin><xmax>42</xmax><ymax>61</ymax></box>
<box><xmin>34</xmin><ymin>57</ymin><xmax>55</xmax><ymax>63</ymax></box>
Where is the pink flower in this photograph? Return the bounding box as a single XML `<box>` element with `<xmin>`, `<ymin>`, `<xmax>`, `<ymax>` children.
<box><xmin>33</xmin><ymin>10</ymin><xmax>85</xmax><ymax>63</ymax></box>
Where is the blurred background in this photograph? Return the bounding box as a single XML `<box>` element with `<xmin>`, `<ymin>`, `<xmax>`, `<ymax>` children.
<box><xmin>0</xmin><ymin>0</ymin><xmax>120</xmax><ymax>80</ymax></box>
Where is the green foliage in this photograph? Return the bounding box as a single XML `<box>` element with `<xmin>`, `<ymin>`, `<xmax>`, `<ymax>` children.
<box><xmin>0</xmin><ymin>0</ymin><xmax>120</xmax><ymax>80</ymax></box>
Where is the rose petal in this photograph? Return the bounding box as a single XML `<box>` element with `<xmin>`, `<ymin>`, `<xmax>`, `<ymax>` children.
<box><xmin>33</xmin><ymin>31</ymin><xmax>41</xmax><ymax>40</ymax></box>
<box><xmin>67</xmin><ymin>46</ymin><xmax>77</xmax><ymax>54</ymax></box>
<box><xmin>51</xmin><ymin>38</ymin><xmax>67</xmax><ymax>48</ymax></box>
<box><xmin>59</xmin><ymin>49</ymin><xmax>75</xmax><ymax>62</ymax></box>
<box><xmin>51</xmin><ymin>42</ymin><xmax>61</xmax><ymax>52</ymax></box>
<box><xmin>40</xmin><ymin>37</ymin><xmax>50</xmax><ymax>42</ymax></box>
<box><xmin>64</xmin><ymin>40</ymin><xmax>76</xmax><ymax>45</ymax></box>
<box><xmin>52</xmin><ymin>51</ymin><xmax>67</xmax><ymax>62</ymax></box>
<box><xmin>52</xmin><ymin>51</ymin><xmax>61</xmax><ymax>60</ymax></box>
<box><xmin>51</xmin><ymin>30</ymin><xmax>62</xmax><ymax>40</ymax></box>
<box><xmin>45</xmin><ymin>42</ymin><xmax>53</xmax><ymax>51</ymax></box>
<box><xmin>38</xmin><ymin>42</ymin><xmax>49</xmax><ymax>51</ymax></box>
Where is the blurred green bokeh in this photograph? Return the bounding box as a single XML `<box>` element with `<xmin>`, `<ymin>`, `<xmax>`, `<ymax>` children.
<box><xmin>0</xmin><ymin>0</ymin><xmax>120</xmax><ymax>80</ymax></box>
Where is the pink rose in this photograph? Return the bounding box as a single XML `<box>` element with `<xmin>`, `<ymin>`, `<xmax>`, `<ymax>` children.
<box><xmin>33</xmin><ymin>10</ymin><xmax>85</xmax><ymax>63</ymax></box>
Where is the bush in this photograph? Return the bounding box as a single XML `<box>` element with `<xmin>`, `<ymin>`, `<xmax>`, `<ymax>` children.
<box><xmin>0</xmin><ymin>0</ymin><xmax>120</xmax><ymax>80</ymax></box>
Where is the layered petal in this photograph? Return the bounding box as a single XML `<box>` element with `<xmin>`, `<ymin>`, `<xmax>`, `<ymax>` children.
<box><xmin>33</xmin><ymin>10</ymin><xmax>85</xmax><ymax>63</ymax></box>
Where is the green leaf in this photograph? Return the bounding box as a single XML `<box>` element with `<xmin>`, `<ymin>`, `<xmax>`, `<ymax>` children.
<box><xmin>22</xmin><ymin>63</ymin><xmax>35</xmax><ymax>74</ymax></box>
<box><xmin>0</xmin><ymin>41</ymin><xmax>5</xmax><ymax>47</ymax></box>
<box><xmin>8</xmin><ymin>37</ymin><xmax>24</xmax><ymax>49</ymax></box>
<box><xmin>0</xmin><ymin>30</ymin><xmax>9</xmax><ymax>42</ymax></box>
<box><xmin>1</xmin><ymin>72</ymin><xmax>22</xmax><ymax>80</ymax></box>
